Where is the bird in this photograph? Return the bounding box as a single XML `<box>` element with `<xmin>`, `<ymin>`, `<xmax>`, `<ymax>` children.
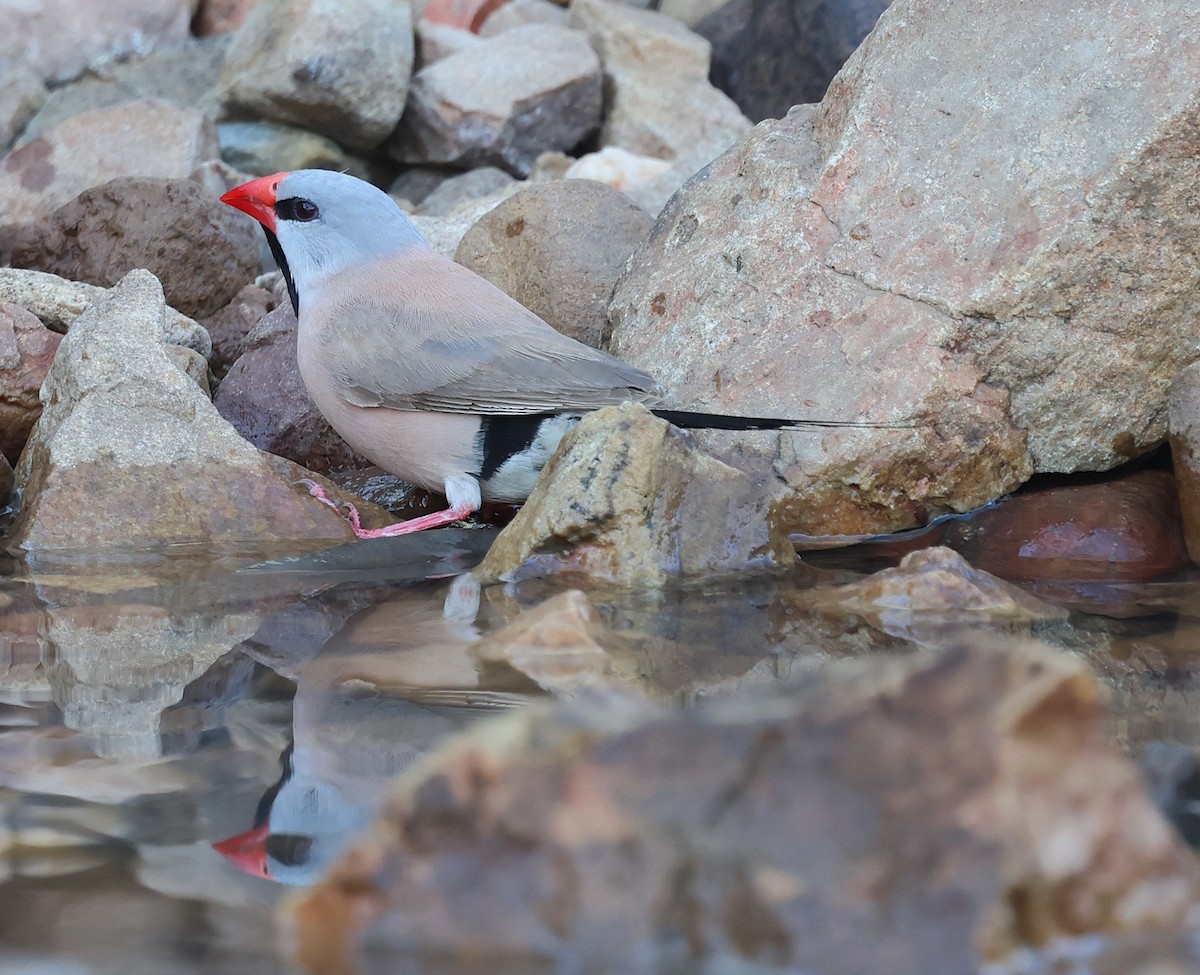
<box><xmin>221</xmin><ymin>169</ymin><xmax>902</xmax><ymax>538</ymax></box>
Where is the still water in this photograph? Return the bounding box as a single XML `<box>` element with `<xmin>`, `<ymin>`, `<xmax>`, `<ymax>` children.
<box><xmin>1</xmin><ymin>529</ymin><xmax>1199</xmax><ymax>973</ymax></box>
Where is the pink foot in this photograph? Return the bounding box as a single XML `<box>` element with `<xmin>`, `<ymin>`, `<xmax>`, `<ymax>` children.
<box><xmin>297</xmin><ymin>478</ymin><xmax>475</xmax><ymax>539</ymax></box>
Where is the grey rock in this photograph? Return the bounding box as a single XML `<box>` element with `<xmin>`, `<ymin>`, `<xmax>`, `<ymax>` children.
<box><xmin>414</xmin><ymin>21</ymin><xmax>484</xmax><ymax>68</ymax></box>
<box><xmin>418</xmin><ymin>166</ymin><xmax>517</xmax><ymax>216</ymax></box>
<box><xmin>390</xmin><ymin>24</ymin><xmax>602</xmax><ymax>176</ymax></box>
<box><xmin>218</xmin><ymin>0</ymin><xmax>415</xmax><ymax>151</ymax></box>
<box><xmin>479</xmin><ymin>0</ymin><xmax>569</xmax><ymax>36</ymax></box>
<box><xmin>0</xmin><ymin>70</ymin><xmax>47</xmax><ymax>150</ymax></box>
<box><xmin>218</xmin><ymin>120</ymin><xmax>369</xmax><ymax>179</ymax></box>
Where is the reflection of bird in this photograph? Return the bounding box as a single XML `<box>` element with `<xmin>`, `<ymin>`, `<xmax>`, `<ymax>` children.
<box><xmin>214</xmin><ymin>682</ymin><xmax>479</xmax><ymax>886</ymax></box>
<box><xmin>221</xmin><ymin>169</ymin><xmax>903</xmax><ymax>537</ymax></box>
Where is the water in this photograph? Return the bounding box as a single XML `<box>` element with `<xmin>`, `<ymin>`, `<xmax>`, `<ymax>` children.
<box><xmin>1</xmin><ymin>531</ymin><xmax>1199</xmax><ymax>974</ymax></box>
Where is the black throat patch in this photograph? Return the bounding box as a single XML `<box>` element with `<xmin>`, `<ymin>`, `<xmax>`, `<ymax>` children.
<box><xmin>263</xmin><ymin>227</ymin><xmax>300</xmax><ymax>315</ymax></box>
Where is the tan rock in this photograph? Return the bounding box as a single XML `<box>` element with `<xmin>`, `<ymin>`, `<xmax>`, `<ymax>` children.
<box><xmin>455</xmin><ymin>180</ymin><xmax>652</xmax><ymax>348</ymax></box>
<box><xmin>0</xmin><ymin>70</ymin><xmax>47</xmax><ymax>150</ymax></box>
<box><xmin>474</xmin><ymin>403</ymin><xmax>796</xmax><ymax>586</ymax></box>
<box><xmin>390</xmin><ymin>24</ymin><xmax>602</xmax><ymax>176</ymax></box>
<box><xmin>218</xmin><ymin>0</ymin><xmax>414</xmax><ymax>151</ymax></box>
<box><xmin>0</xmin><ymin>267</ymin><xmax>211</xmax><ymax>358</ymax></box>
<box><xmin>9</xmin><ymin>176</ymin><xmax>261</xmax><ymax>321</ymax></box>
<box><xmin>1169</xmin><ymin>361</ymin><xmax>1200</xmax><ymax>565</ymax></box>
<box><xmin>612</xmin><ymin>1</ymin><xmax>1200</xmax><ymax>534</ymax></box>
<box><xmin>0</xmin><ymin>304</ymin><xmax>62</xmax><ymax>462</ymax></box>
<box><xmin>0</xmin><ymin>0</ymin><xmax>193</xmax><ymax>86</ymax></box>
<box><xmin>414</xmin><ymin>20</ymin><xmax>484</xmax><ymax>68</ymax></box>
<box><xmin>0</xmin><ymin>100</ymin><xmax>219</xmax><ymax>254</ymax></box>
<box><xmin>7</xmin><ymin>270</ymin><xmax>356</xmax><ymax>552</ymax></box>
<box><xmin>288</xmin><ymin>639</ymin><xmax>1200</xmax><ymax>971</ymax></box>
<box><xmin>194</xmin><ymin>0</ymin><xmax>259</xmax><ymax>34</ymax></box>
<box><xmin>563</xmin><ymin>146</ymin><xmax>672</xmax><ymax>193</ymax></box>
<box><xmin>479</xmin><ymin>0</ymin><xmax>569</xmax><ymax>35</ymax></box>
<box><xmin>418</xmin><ymin>166</ymin><xmax>517</xmax><ymax>216</ymax></box>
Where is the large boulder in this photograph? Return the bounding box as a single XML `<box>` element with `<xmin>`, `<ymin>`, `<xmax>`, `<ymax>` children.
<box><xmin>218</xmin><ymin>0</ymin><xmax>414</xmax><ymax>151</ymax></box>
<box><xmin>455</xmin><ymin>180</ymin><xmax>652</xmax><ymax>348</ymax></box>
<box><xmin>9</xmin><ymin>176</ymin><xmax>261</xmax><ymax>321</ymax></box>
<box><xmin>6</xmin><ymin>270</ymin><xmax>356</xmax><ymax>552</ymax></box>
<box><xmin>288</xmin><ymin>640</ymin><xmax>1200</xmax><ymax>973</ymax></box>
<box><xmin>0</xmin><ymin>100</ymin><xmax>218</xmax><ymax>255</ymax></box>
<box><xmin>389</xmin><ymin>24</ymin><xmax>602</xmax><ymax>176</ymax></box>
<box><xmin>610</xmin><ymin>0</ymin><xmax>1200</xmax><ymax>534</ymax></box>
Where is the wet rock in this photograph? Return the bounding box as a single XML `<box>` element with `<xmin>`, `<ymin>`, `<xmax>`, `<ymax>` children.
<box><xmin>0</xmin><ymin>101</ymin><xmax>219</xmax><ymax>255</ymax></box>
<box><xmin>7</xmin><ymin>270</ymin><xmax>357</xmax><ymax>552</ymax></box>
<box><xmin>200</xmin><ymin>283</ymin><xmax>276</xmax><ymax>375</ymax></box>
<box><xmin>415</xmin><ymin>21</ymin><xmax>485</xmax><ymax>67</ymax></box>
<box><xmin>290</xmin><ymin>640</ymin><xmax>1200</xmax><ymax>972</ymax></box>
<box><xmin>946</xmin><ymin>470</ymin><xmax>1189</xmax><ymax>582</ymax></box>
<box><xmin>0</xmin><ymin>267</ymin><xmax>212</xmax><ymax>358</ymax></box>
<box><xmin>0</xmin><ymin>0</ymin><xmax>193</xmax><ymax>86</ymax></box>
<box><xmin>194</xmin><ymin>0</ymin><xmax>260</xmax><ymax>35</ymax></box>
<box><xmin>9</xmin><ymin>176</ymin><xmax>260</xmax><ymax>321</ymax></box>
<box><xmin>390</xmin><ymin>24</ymin><xmax>602</xmax><ymax>176</ymax></box>
<box><xmin>218</xmin><ymin>0</ymin><xmax>414</xmax><ymax>151</ymax></box>
<box><xmin>570</xmin><ymin>0</ymin><xmax>751</xmax><ymax>165</ymax></box>
<box><xmin>331</xmin><ymin>467</ymin><xmax>441</xmax><ymax>519</ymax></box>
<box><xmin>662</xmin><ymin>0</ymin><xmax>894</xmax><ymax>120</ymax></box>
<box><xmin>455</xmin><ymin>181</ymin><xmax>652</xmax><ymax>348</ymax></box>
<box><xmin>1170</xmin><ymin>362</ymin><xmax>1200</xmax><ymax>566</ymax></box>
<box><xmin>214</xmin><ymin>304</ymin><xmax>375</xmax><ymax>475</ymax></box>
<box><xmin>615</xmin><ymin>2</ymin><xmax>1200</xmax><ymax>532</ymax></box>
<box><xmin>418</xmin><ymin>166</ymin><xmax>517</xmax><ymax>216</ymax></box>
<box><xmin>0</xmin><ymin>304</ymin><xmax>62</xmax><ymax>463</ymax></box>
<box><xmin>217</xmin><ymin>120</ymin><xmax>369</xmax><ymax>179</ymax></box>
<box><xmin>17</xmin><ymin>37</ymin><xmax>231</xmax><ymax>145</ymax></box>
<box><xmin>0</xmin><ymin>71</ymin><xmax>47</xmax><ymax>150</ymax></box>
<box><xmin>479</xmin><ymin>0</ymin><xmax>568</xmax><ymax>35</ymax></box>
<box><xmin>475</xmin><ymin>403</ymin><xmax>796</xmax><ymax>586</ymax></box>
<box><xmin>798</xmin><ymin>546</ymin><xmax>1068</xmax><ymax>641</ymax></box>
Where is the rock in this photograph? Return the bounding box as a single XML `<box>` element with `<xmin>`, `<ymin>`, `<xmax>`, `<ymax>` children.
<box><xmin>390</xmin><ymin>24</ymin><xmax>602</xmax><ymax>176</ymax></box>
<box><xmin>388</xmin><ymin>166</ymin><xmax>453</xmax><ymax>207</ymax></box>
<box><xmin>569</xmin><ymin>0</ymin><xmax>751</xmax><ymax>165</ymax></box>
<box><xmin>479</xmin><ymin>0</ymin><xmax>568</xmax><ymax>35</ymax></box>
<box><xmin>662</xmin><ymin>0</ymin><xmax>894</xmax><ymax>121</ymax></box>
<box><xmin>411</xmin><ymin>189</ymin><xmax>518</xmax><ymax>257</ymax></box>
<box><xmin>0</xmin><ymin>267</ymin><xmax>211</xmax><ymax>359</ymax></box>
<box><xmin>0</xmin><ymin>304</ymin><xmax>63</xmax><ymax>463</ymax></box>
<box><xmin>329</xmin><ymin>466</ymin><xmax>442</xmax><ymax>519</ymax></box>
<box><xmin>217</xmin><ymin>120</ymin><xmax>369</xmax><ymax>179</ymax></box>
<box><xmin>0</xmin><ymin>0</ymin><xmax>193</xmax><ymax>86</ymax></box>
<box><xmin>415</xmin><ymin>21</ymin><xmax>485</xmax><ymax>67</ymax></box>
<box><xmin>289</xmin><ymin>639</ymin><xmax>1200</xmax><ymax>972</ymax></box>
<box><xmin>422</xmin><ymin>0</ymin><xmax>510</xmax><ymax>30</ymax></box>
<box><xmin>0</xmin><ymin>71</ymin><xmax>47</xmax><ymax>150</ymax></box>
<box><xmin>798</xmin><ymin>546</ymin><xmax>1069</xmax><ymax>640</ymax></box>
<box><xmin>17</xmin><ymin>37</ymin><xmax>231</xmax><ymax>146</ymax></box>
<box><xmin>193</xmin><ymin>0</ymin><xmax>259</xmax><ymax>34</ymax></box>
<box><xmin>1170</xmin><ymin>362</ymin><xmax>1200</xmax><ymax>565</ymax></box>
<box><xmin>418</xmin><ymin>166</ymin><xmax>516</xmax><ymax>216</ymax></box>
<box><xmin>0</xmin><ymin>451</ymin><xmax>12</xmax><ymax>501</ymax></box>
<box><xmin>9</xmin><ymin>176</ymin><xmax>261</xmax><ymax>321</ymax></box>
<box><xmin>613</xmin><ymin>1</ymin><xmax>1200</xmax><ymax>533</ymax></box>
<box><xmin>218</xmin><ymin>0</ymin><xmax>414</xmax><ymax>151</ymax></box>
<box><xmin>0</xmin><ymin>101</ymin><xmax>219</xmax><ymax>256</ymax></box>
<box><xmin>563</xmin><ymin>145</ymin><xmax>671</xmax><ymax>194</ymax></box>
<box><xmin>946</xmin><ymin>470</ymin><xmax>1190</xmax><ymax>582</ymax></box>
<box><xmin>214</xmin><ymin>304</ymin><xmax>375</xmax><ymax>475</ymax></box>
<box><xmin>6</xmin><ymin>271</ymin><xmax>356</xmax><ymax>552</ymax></box>
<box><xmin>456</xmin><ymin>180</ymin><xmax>652</xmax><ymax>348</ymax></box>
<box><xmin>475</xmin><ymin>403</ymin><xmax>796</xmax><ymax>586</ymax></box>
<box><xmin>200</xmin><ymin>283</ymin><xmax>276</xmax><ymax>375</ymax></box>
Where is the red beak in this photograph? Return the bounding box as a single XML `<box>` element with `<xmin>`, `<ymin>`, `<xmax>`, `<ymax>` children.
<box><xmin>220</xmin><ymin>172</ymin><xmax>288</xmax><ymax>232</ymax></box>
<box><xmin>212</xmin><ymin>823</ymin><xmax>272</xmax><ymax>879</ymax></box>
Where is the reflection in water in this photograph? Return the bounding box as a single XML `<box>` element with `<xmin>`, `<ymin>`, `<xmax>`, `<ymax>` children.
<box><xmin>0</xmin><ymin>537</ymin><xmax>1199</xmax><ymax>971</ymax></box>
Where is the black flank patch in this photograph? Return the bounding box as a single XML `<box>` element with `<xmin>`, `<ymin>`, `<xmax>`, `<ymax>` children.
<box><xmin>478</xmin><ymin>414</ymin><xmax>559</xmax><ymax>479</ymax></box>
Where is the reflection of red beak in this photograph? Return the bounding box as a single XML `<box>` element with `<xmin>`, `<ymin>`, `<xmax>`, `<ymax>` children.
<box><xmin>220</xmin><ymin>172</ymin><xmax>287</xmax><ymax>232</ymax></box>
<box><xmin>213</xmin><ymin>823</ymin><xmax>272</xmax><ymax>878</ymax></box>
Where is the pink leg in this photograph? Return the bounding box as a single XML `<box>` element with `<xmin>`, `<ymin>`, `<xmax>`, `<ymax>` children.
<box><xmin>296</xmin><ymin>478</ymin><xmax>475</xmax><ymax>539</ymax></box>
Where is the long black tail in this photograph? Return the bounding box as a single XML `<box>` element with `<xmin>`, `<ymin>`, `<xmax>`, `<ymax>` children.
<box><xmin>651</xmin><ymin>409</ymin><xmax>915</xmax><ymax>431</ymax></box>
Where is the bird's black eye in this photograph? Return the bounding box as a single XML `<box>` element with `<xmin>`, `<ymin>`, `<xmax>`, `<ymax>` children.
<box><xmin>276</xmin><ymin>197</ymin><xmax>320</xmax><ymax>222</ymax></box>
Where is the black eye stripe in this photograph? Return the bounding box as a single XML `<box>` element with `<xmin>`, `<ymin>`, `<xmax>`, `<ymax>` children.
<box><xmin>275</xmin><ymin>197</ymin><xmax>320</xmax><ymax>222</ymax></box>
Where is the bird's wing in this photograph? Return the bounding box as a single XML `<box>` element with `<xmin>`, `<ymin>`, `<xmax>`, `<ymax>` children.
<box><xmin>312</xmin><ymin>254</ymin><xmax>661</xmax><ymax>415</ymax></box>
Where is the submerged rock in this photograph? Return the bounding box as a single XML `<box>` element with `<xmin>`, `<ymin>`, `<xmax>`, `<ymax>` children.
<box><xmin>9</xmin><ymin>176</ymin><xmax>261</xmax><ymax>320</ymax></box>
<box><xmin>474</xmin><ymin>403</ymin><xmax>796</xmax><ymax>586</ymax></box>
<box><xmin>288</xmin><ymin>640</ymin><xmax>1200</xmax><ymax>973</ymax></box>
<box><xmin>7</xmin><ymin>270</ymin><xmax>356</xmax><ymax>552</ymax></box>
<box><xmin>218</xmin><ymin>0</ymin><xmax>414</xmax><ymax>151</ymax></box>
<box><xmin>455</xmin><ymin>180</ymin><xmax>652</xmax><ymax>349</ymax></box>
<box><xmin>0</xmin><ymin>303</ymin><xmax>62</xmax><ymax>463</ymax></box>
<box><xmin>610</xmin><ymin>0</ymin><xmax>1200</xmax><ymax>534</ymax></box>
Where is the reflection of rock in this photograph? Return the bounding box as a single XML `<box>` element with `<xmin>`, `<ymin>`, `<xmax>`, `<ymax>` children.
<box><xmin>44</xmin><ymin>602</ymin><xmax>259</xmax><ymax>760</ymax></box>
<box><xmin>290</xmin><ymin>640</ymin><xmax>1200</xmax><ymax>972</ymax></box>
<box><xmin>475</xmin><ymin>404</ymin><xmax>795</xmax><ymax>586</ymax></box>
<box><xmin>8</xmin><ymin>271</ymin><xmax>357</xmax><ymax>552</ymax></box>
